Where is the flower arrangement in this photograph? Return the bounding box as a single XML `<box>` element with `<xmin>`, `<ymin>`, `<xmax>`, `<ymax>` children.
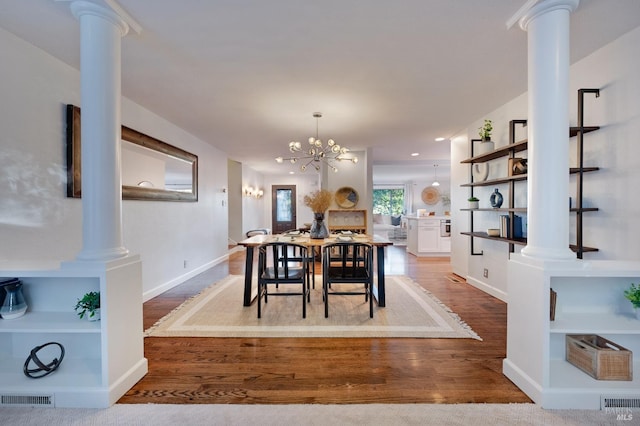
<box><xmin>304</xmin><ymin>189</ymin><xmax>333</xmax><ymax>213</ymax></box>
<box><xmin>478</xmin><ymin>119</ymin><xmax>493</xmax><ymax>141</ymax></box>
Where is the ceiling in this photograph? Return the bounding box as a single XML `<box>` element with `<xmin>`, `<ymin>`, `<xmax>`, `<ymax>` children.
<box><xmin>1</xmin><ymin>0</ymin><xmax>639</xmax><ymax>182</ymax></box>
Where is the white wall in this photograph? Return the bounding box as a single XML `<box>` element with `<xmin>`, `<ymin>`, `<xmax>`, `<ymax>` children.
<box><xmin>327</xmin><ymin>149</ymin><xmax>369</xmax><ymax>212</ymax></box>
<box><xmin>0</xmin><ymin>27</ymin><xmax>229</xmax><ymax>299</ymax></box>
<box><xmin>407</xmin><ymin>178</ymin><xmax>451</xmax><ymax>216</ymax></box>
<box><xmin>453</xmin><ymin>26</ymin><xmax>640</xmax><ymax>300</ymax></box>
<box><xmin>227</xmin><ymin>159</ymin><xmax>243</xmax><ymax>243</ymax></box>
<box><xmin>241</xmin><ymin>164</ymin><xmax>265</xmax><ymax>234</ymax></box>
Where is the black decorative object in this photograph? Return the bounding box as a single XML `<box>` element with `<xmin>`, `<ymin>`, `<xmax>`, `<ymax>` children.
<box><xmin>23</xmin><ymin>342</ymin><xmax>65</xmax><ymax>379</ymax></box>
<box><xmin>490</xmin><ymin>188</ymin><xmax>503</xmax><ymax>208</ymax></box>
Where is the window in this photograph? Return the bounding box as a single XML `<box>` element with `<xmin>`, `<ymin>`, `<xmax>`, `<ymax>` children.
<box><xmin>372</xmin><ymin>188</ymin><xmax>404</xmax><ymax>215</ymax></box>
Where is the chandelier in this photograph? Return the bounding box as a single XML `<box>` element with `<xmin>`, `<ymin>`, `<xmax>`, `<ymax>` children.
<box><xmin>275</xmin><ymin>112</ymin><xmax>358</xmax><ymax>172</ymax></box>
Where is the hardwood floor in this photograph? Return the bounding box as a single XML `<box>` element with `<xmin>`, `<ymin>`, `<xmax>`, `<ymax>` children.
<box><xmin>119</xmin><ymin>246</ymin><xmax>531</xmax><ymax>404</ymax></box>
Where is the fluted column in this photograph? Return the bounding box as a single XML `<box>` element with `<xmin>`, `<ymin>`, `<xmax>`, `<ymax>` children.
<box><xmin>514</xmin><ymin>0</ymin><xmax>579</xmax><ymax>260</ymax></box>
<box><xmin>70</xmin><ymin>1</ymin><xmax>129</xmax><ymax>260</ymax></box>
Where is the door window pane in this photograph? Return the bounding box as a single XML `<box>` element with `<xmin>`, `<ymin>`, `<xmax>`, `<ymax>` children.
<box><xmin>276</xmin><ymin>189</ymin><xmax>292</xmax><ymax>221</ymax></box>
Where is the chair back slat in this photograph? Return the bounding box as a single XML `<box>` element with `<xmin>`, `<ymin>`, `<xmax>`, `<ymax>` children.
<box><xmin>321</xmin><ymin>242</ymin><xmax>374</xmax><ymax>318</ymax></box>
<box><xmin>257</xmin><ymin>241</ymin><xmax>310</xmax><ymax>319</ymax></box>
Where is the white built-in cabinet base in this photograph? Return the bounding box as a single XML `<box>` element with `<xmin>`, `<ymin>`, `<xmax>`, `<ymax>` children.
<box><xmin>504</xmin><ymin>254</ymin><xmax>640</xmax><ymax>409</ymax></box>
<box><xmin>406</xmin><ymin>217</ymin><xmax>451</xmax><ymax>257</ymax></box>
<box><xmin>0</xmin><ymin>255</ymin><xmax>148</xmax><ymax>408</ymax></box>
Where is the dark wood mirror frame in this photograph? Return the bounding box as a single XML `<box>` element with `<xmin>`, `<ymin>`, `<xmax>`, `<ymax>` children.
<box><xmin>66</xmin><ymin>104</ymin><xmax>198</xmax><ymax>201</ymax></box>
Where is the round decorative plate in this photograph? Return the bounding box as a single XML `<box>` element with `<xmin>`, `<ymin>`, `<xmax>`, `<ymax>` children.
<box><xmin>421</xmin><ymin>187</ymin><xmax>440</xmax><ymax>205</ymax></box>
<box><xmin>335</xmin><ymin>186</ymin><xmax>359</xmax><ymax>209</ymax></box>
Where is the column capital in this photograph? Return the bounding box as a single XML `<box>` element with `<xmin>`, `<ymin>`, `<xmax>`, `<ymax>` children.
<box><xmin>69</xmin><ymin>0</ymin><xmax>138</xmax><ymax>36</ymax></box>
<box><xmin>507</xmin><ymin>0</ymin><xmax>579</xmax><ymax>31</ymax></box>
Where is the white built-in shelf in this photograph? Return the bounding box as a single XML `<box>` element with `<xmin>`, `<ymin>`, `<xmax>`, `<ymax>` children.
<box><xmin>548</xmin><ymin>359</ymin><xmax>640</xmax><ymax>390</ymax></box>
<box><xmin>0</xmin><ymin>354</ymin><xmax>102</xmax><ymax>389</ymax></box>
<box><xmin>550</xmin><ymin>313</ymin><xmax>640</xmax><ymax>334</ymax></box>
<box><xmin>0</xmin><ymin>312</ymin><xmax>101</xmax><ymax>333</ymax></box>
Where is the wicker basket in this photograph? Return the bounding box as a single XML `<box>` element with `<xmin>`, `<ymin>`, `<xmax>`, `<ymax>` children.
<box><xmin>566</xmin><ymin>334</ymin><xmax>632</xmax><ymax>381</ymax></box>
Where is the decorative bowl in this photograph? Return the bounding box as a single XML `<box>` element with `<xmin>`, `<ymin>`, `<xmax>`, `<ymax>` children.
<box><xmin>487</xmin><ymin>228</ymin><xmax>500</xmax><ymax>237</ymax></box>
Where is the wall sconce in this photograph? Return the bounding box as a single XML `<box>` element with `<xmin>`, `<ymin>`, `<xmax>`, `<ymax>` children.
<box><xmin>243</xmin><ymin>186</ymin><xmax>264</xmax><ymax>198</ymax></box>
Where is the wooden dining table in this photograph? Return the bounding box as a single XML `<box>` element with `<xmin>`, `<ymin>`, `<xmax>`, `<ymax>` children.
<box><xmin>237</xmin><ymin>233</ymin><xmax>393</xmax><ymax>307</ymax></box>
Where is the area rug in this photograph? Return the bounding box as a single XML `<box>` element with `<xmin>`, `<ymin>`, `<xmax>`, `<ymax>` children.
<box><xmin>145</xmin><ymin>275</ymin><xmax>481</xmax><ymax>339</ymax></box>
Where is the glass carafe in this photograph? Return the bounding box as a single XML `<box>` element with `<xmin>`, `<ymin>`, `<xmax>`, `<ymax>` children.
<box><xmin>0</xmin><ymin>279</ymin><xmax>27</xmax><ymax>319</ymax></box>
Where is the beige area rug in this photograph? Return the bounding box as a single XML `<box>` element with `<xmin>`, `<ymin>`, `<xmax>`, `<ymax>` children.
<box><xmin>0</xmin><ymin>404</ymin><xmax>616</xmax><ymax>426</ymax></box>
<box><xmin>145</xmin><ymin>275</ymin><xmax>481</xmax><ymax>339</ymax></box>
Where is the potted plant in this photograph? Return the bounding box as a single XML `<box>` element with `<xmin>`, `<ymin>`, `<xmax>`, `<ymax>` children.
<box><xmin>477</xmin><ymin>119</ymin><xmax>494</xmax><ymax>154</ymax></box>
<box><xmin>468</xmin><ymin>196</ymin><xmax>479</xmax><ymax>209</ymax></box>
<box><xmin>623</xmin><ymin>283</ymin><xmax>640</xmax><ymax>319</ymax></box>
<box><xmin>74</xmin><ymin>291</ymin><xmax>101</xmax><ymax>321</ymax></box>
<box><xmin>478</xmin><ymin>119</ymin><xmax>493</xmax><ymax>141</ymax></box>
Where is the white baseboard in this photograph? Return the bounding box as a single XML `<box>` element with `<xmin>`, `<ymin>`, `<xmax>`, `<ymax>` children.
<box><xmin>465</xmin><ymin>275</ymin><xmax>507</xmax><ymax>302</ymax></box>
<box><xmin>142</xmin><ymin>252</ymin><xmax>230</xmax><ymax>302</ymax></box>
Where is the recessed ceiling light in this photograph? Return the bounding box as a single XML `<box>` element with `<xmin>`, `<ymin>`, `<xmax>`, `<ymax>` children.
<box><xmin>289</xmin><ymin>171</ymin><xmax>295</xmax><ymax>174</ymax></box>
<box><xmin>411</xmin><ymin>152</ymin><xmax>419</xmax><ymax>157</ymax></box>
<box><xmin>435</xmin><ymin>137</ymin><xmax>446</xmax><ymax>142</ymax></box>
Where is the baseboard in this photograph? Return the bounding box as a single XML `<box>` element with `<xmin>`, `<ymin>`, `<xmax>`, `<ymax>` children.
<box><xmin>502</xmin><ymin>358</ymin><xmax>543</xmax><ymax>406</ymax></box>
<box><xmin>465</xmin><ymin>276</ymin><xmax>507</xmax><ymax>302</ymax></box>
<box><xmin>142</xmin><ymin>253</ymin><xmax>230</xmax><ymax>302</ymax></box>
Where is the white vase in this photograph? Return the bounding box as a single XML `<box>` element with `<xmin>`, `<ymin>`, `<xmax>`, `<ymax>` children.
<box><xmin>478</xmin><ymin>140</ymin><xmax>494</xmax><ymax>154</ymax></box>
<box><xmin>469</xmin><ymin>201</ymin><xmax>479</xmax><ymax>209</ymax></box>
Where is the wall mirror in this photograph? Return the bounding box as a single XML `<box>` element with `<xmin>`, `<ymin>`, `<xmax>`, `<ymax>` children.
<box><xmin>66</xmin><ymin>105</ymin><xmax>198</xmax><ymax>201</ymax></box>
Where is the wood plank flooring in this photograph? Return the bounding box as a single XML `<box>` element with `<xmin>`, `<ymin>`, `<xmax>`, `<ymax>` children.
<box><xmin>119</xmin><ymin>246</ymin><xmax>531</xmax><ymax>404</ymax></box>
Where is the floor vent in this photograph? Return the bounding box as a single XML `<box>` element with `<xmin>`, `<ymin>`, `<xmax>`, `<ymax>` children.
<box><xmin>601</xmin><ymin>395</ymin><xmax>640</xmax><ymax>409</ymax></box>
<box><xmin>0</xmin><ymin>394</ymin><xmax>54</xmax><ymax>406</ymax></box>
<box><xmin>446</xmin><ymin>275</ymin><xmax>463</xmax><ymax>283</ymax></box>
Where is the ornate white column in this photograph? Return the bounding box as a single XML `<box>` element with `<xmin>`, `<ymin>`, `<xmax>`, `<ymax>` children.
<box><xmin>70</xmin><ymin>1</ymin><xmax>130</xmax><ymax>260</ymax></box>
<box><xmin>512</xmin><ymin>0</ymin><xmax>579</xmax><ymax>260</ymax></box>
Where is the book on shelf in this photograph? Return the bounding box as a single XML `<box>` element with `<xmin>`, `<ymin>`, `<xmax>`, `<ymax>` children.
<box><xmin>500</xmin><ymin>215</ymin><xmax>523</xmax><ymax>239</ymax></box>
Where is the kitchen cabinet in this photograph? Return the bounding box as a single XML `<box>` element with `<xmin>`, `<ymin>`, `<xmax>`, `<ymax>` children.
<box><xmin>407</xmin><ymin>217</ymin><xmax>450</xmax><ymax>257</ymax></box>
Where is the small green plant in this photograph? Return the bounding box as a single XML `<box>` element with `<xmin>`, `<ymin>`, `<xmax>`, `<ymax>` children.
<box><xmin>478</xmin><ymin>119</ymin><xmax>493</xmax><ymax>140</ymax></box>
<box><xmin>624</xmin><ymin>283</ymin><xmax>640</xmax><ymax>309</ymax></box>
<box><xmin>74</xmin><ymin>291</ymin><xmax>100</xmax><ymax>319</ymax></box>
<box><xmin>468</xmin><ymin>196</ymin><xmax>479</xmax><ymax>202</ymax></box>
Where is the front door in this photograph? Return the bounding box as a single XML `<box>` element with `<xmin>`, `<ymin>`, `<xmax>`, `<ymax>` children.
<box><xmin>271</xmin><ymin>185</ymin><xmax>297</xmax><ymax>234</ymax></box>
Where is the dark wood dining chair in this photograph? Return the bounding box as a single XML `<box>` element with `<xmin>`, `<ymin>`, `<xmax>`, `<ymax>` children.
<box><xmin>322</xmin><ymin>242</ymin><xmax>374</xmax><ymax>318</ymax></box>
<box><xmin>257</xmin><ymin>242</ymin><xmax>310</xmax><ymax>319</ymax></box>
<box><xmin>279</xmin><ymin>229</ymin><xmax>316</xmax><ymax>289</ymax></box>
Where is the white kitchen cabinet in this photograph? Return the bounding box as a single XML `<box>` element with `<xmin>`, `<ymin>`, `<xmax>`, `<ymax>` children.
<box><xmin>407</xmin><ymin>217</ymin><xmax>451</xmax><ymax>257</ymax></box>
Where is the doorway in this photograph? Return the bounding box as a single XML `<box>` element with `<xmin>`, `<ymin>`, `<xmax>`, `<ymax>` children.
<box><xmin>271</xmin><ymin>185</ymin><xmax>297</xmax><ymax>234</ymax></box>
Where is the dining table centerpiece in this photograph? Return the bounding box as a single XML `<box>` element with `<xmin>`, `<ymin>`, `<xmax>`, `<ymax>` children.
<box><xmin>304</xmin><ymin>189</ymin><xmax>333</xmax><ymax>239</ymax></box>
